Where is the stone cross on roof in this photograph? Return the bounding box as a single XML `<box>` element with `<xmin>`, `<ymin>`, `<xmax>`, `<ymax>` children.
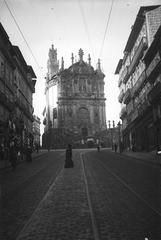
<box><xmin>79</xmin><ymin>48</ymin><xmax>84</xmax><ymax>61</ymax></box>
<box><xmin>88</xmin><ymin>54</ymin><xmax>91</xmax><ymax>65</ymax></box>
<box><xmin>71</xmin><ymin>53</ymin><xmax>74</xmax><ymax>65</ymax></box>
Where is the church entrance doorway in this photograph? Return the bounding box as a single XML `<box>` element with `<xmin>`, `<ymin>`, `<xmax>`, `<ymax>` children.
<box><xmin>82</xmin><ymin>127</ymin><xmax>88</xmax><ymax>137</ymax></box>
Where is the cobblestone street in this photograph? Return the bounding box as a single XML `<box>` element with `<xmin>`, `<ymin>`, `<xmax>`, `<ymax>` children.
<box><xmin>1</xmin><ymin>150</ymin><xmax>65</xmax><ymax>240</ymax></box>
<box><xmin>1</xmin><ymin>149</ymin><xmax>161</xmax><ymax>240</ymax></box>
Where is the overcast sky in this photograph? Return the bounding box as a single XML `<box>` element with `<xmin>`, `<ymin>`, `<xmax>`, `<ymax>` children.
<box><xmin>1</xmin><ymin>0</ymin><xmax>161</xmax><ymax>134</ymax></box>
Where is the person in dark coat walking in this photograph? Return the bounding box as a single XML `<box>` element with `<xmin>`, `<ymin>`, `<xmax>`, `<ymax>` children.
<box><xmin>64</xmin><ymin>144</ymin><xmax>74</xmax><ymax>168</ymax></box>
<box><xmin>9</xmin><ymin>140</ymin><xmax>17</xmax><ymax>170</ymax></box>
<box><xmin>26</xmin><ymin>144</ymin><xmax>32</xmax><ymax>162</ymax></box>
<box><xmin>114</xmin><ymin>143</ymin><xmax>117</xmax><ymax>153</ymax></box>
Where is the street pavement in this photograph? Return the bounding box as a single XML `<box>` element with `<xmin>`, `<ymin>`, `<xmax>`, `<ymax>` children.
<box><xmin>1</xmin><ymin>150</ymin><xmax>65</xmax><ymax>240</ymax></box>
<box><xmin>16</xmin><ymin>151</ymin><xmax>94</xmax><ymax>240</ymax></box>
<box><xmin>1</xmin><ymin>148</ymin><xmax>161</xmax><ymax>240</ymax></box>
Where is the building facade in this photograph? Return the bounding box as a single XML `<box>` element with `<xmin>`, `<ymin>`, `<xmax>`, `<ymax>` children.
<box><xmin>0</xmin><ymin>23</ymin><xmax>36</xmax><ymax>156</ymax></box>
<box><xmin>115</xmin><ymin>5</ymin><xmax>161</xmax><ymax>152</ymax></box>
<box><xmin>33</xmin><ymin>115</ymin><xmax>41</xmax><ymax>147</ymax></box>
<box><xmin>43</xmin><ymin>47</ymin><xmax>106</xmax><ymax>148</ymax></box>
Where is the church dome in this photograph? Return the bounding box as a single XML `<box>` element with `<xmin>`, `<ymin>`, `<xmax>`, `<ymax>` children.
<box><xmin>69</xmin><ymin>60</ymin><xmax>95</xmax><ymax>75</ymax></box>
<box><xmin>68</xmin><ymin>49</ymin><xmax>95</xmax><ymax>75</ymax></box>
<box><xmin>60</xmin><ymin>49</ymin><xmax>105</xmax><ymax>78</ymax></box>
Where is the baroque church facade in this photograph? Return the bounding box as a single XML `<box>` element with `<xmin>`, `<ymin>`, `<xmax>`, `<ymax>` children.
<box><xmin>42</xmin><ymin>45</ymin><xmax>107</xmax><ymax>148</ymax></box>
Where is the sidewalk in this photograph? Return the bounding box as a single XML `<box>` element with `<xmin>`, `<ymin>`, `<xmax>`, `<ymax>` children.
<box><xmin>0</xmin><ymin>149</ymin><xmax>47</xmax><ymax>170</ymax></box>
<box><xmin>117</xmin><ymin>149</ymin><xmax>160</xmax><ymax>166</ymax></box>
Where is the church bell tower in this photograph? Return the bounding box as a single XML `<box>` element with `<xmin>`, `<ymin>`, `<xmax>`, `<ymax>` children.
<box><xmin>44</xmin><ymin>44</ymin><xmax>59</xmax><ymax>132</ymax></box>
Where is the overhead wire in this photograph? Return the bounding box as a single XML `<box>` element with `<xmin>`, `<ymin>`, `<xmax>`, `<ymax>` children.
<box><xmin>99</xmin><ymin>0</ymin><xmax>114</xmax><ymax>59</ymax></box>
<box><xmin>78</xmin><ymin>0</ymin><xmax>95</xmax><ymax>63</ymax></box>
<box><xmin>3</xmin><ymin>0</ymin><xmax>44</xmax><ymax>77</ymax></box>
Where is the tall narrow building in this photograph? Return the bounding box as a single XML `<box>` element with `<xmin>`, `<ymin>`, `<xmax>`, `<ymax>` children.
<box><xmin>44</xmin><ymin>44</ymin><xmax>59</xmax><ymax>132</ymax></box>
<box><xmin>43</xmin><ymin>47</ymin><xmax>106</xmax><ymax>148</ymax></box>
<box><xmin>115</xmin><ymin>5</ymin><xmax>161</xmax><ymax>152</ymax></box>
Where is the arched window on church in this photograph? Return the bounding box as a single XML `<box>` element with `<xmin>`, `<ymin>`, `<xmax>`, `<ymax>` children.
<box><xmin>79</xmin><ymin>78</ymin><xmax>86</xmax><ymax>92</ymax></box>
<box><xmin>78</xmin><ymin>107</ymin><xmax>89</xmax><ymax>124</ymax></box>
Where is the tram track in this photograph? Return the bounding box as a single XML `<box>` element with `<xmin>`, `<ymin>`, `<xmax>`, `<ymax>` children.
<box><xmin>98</xmin><ymin>157</ymin><xmax>161</xmax><ymax>217</ymax></box>
<box><xmin>81</xmin><ymin>152</ymin><xmax>100</xmax><ymax>240</ymax></box>
<box><xmin>81</xmin><ymin>152</ymin><xmax>125</xmax><ymax>239</ymax></box>
<box><xmin>81</xmin><ymin>151</ymin><xmax>161</xmax><ymax>239</ymax></box>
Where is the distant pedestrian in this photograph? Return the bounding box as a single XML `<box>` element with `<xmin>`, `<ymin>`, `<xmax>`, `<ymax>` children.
<box><xmin>97</xmin><ymin>145</ymin><xmax>100</xmax><ymax>152</ymax></box>
<box><xmin>114</xmin><ymin>143</ymin><xmax>117</xmax><ymax>153</ymax></box>
<box><xmin>9</xmin><ymin>140</ymin><xmax>17</xmax><ymax>170</ymax></box>
<box><xmin>36</xmin><ymin>143</ymin><xmax>39</xmax><ymax>153</ymax></box>
<box><xmin>26</xmin><ymin>144</ymin><xmax>32</xmax><ymax>162</ymax></box>
<box><xmin>120</xmin><ymin>141</ymin><xmax>124</xmax><ymax>153</ymax></box>
<box><xmin>0</xmin><ymin>138</ymin><xmax>5</xmax><ymax>161</ymax></box>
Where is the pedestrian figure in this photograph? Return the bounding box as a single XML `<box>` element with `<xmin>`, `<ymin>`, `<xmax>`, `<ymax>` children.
<box><xmin>26</xmin><ymin>144</ymin><xmax>32</xmax><ymax>162</ymax></box>
<box><xmin>36</xmin><ymin>143</ymin><xmax>39</xmax><ymax>153</ymax></box>
<box><xmin>9</xmin><ymin>140</ymin><xmax>17</xmax><ymax>170</ymax></box>
<box><xmin>114</xmin><ymin>143</ymin><xmax>117</xmax><ymax>153</ymax></box>
<box><xmin>64</xmin><ymin>144</ymin><xmax>74</xmax><ymax>168</ymax></box>
<box><xmin>0</xmin><ymin>138</ymin><xmax>5</xmax><ymax>161</ymax></box>
<box><xmin>97</xmin><ymin>145</ymin><xmax>100</xmax><ymax>152</ymax></box>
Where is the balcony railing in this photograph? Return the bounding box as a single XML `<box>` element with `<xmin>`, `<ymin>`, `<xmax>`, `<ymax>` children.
<box><xmin>138</xmin><ymin>100</ymin><xmax>150</xmax><ymax>116</ymax></box>
<box><xmin>123</xmin><ymin>88</ymin><xmax>131</xmax><ymax>104</ymax></box>
<box><xmin>129</xmin><ymin>37</ymin><xmax>147</xmax><ymax>75</ymax></box>
<box><xmin>131</xmin><ymin>108</ymin><xmax>139</xmax><ymax>122</ymax></box>
<box><xmin>122</xmin><ymin>66</ymin><xmax>130</xmax><ymax>84</ymax></box>
<box><xmin>118</xmin><ymin>77</ymin><xmax>122</xmax><ymax>87</ymax></box>
<box><xmin>15</xmin><ymin>97</ymin><xmax>34</xmax><ymax>121</ymax></box>
<box><xmin>146</xmin><ymin>52</ymin><xmax>161</xmax><ymax>84</ymax></box>
<box><xmin>0</xmin><ymin>90</ymin><xmax>14</xmax><ymax>111</ymax></box>
<box><xmin>147</xmin><ymin>82</ymin><xmax>161</xmax><ymax>103</ymax></box>
<box><xmin>132</xmin><ymin>71</ymin><xmax>146</xmax><ymax>97</ymax></box>
<box><xmin>119</xmin><ymin>106</ymin><xmax>127</xmax><ymax>120</ymax></box>
<box><xmin>118</xmin><ymin>90</ymin><xmax>124</xmax><ymax>103</ymax></box>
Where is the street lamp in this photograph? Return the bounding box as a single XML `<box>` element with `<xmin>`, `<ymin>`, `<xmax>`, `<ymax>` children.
<box><xmin>108</xmin><ymin>120</ymin><xmax>112</xmax><ymax>149</ymax></box>
<box><xmin>117</xmin><ymin>121</ymin><xmax>121</xmax><ymax>153</ymax></box>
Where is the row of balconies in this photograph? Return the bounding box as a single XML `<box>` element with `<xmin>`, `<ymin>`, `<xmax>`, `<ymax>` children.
<box><xmin>118</xmin><ymin>19</ymin><xmax>161</xmax><ymax>127</ymax></box>
<box><xmin>120</xmin><ymin>59</ymin><xmax>160</xmax><ymax>108</ymax></box>
<box><xmin>128</xmin><ymin>36</ymin><xmax>147</xmax><ymax>76</ymax></box>
<box><xmin>132</xmin><ymin>71</ymin><xmax>146</xmax><ymax>97</ymax></box>
<box><xmin>118</xmin><ymin>88</ymin><xmax>132</xmax><ymax>105</ymax></box>
<box><xmin>0</xmin><ymin>90</ymin><xmax>34</xmax><ymax>129</ymax></box>
<box><xmin>119</xmin><ymin>106</ymin><xmax>127</xmax><ymax>120</ymax></box>
<box><xmin>146</xmin><ymin>51</ymin><xmax>161</xmax><ymax>84</ymax></box>
<box><xmin>147</xmin><ymin>82</ymin><xmax>161</xmax><ymax>104</ymax></box>
<box><xmin>120</xmin><ymin>37</ymin><xmax>147</xmax><ymax>86</ymax></box>
<box><xmin>118</xmin><ymin>89</ymin><xmax>124</xmax><ymax>103</ymax></box>
<box><xmin>120</xmin><ymin>82</ymin><xmax>161</xmax><ymax>121</ymax></box>
<box><xmin>0</xmin><ymin>89</ymin><xmax>14</xmax><ymax>111</ymax></box>
<box><xmin>123</xmin><ymin>88</ymin><xmax>131</xmax><ymax>104</ymax></box>
<box><xmin>15</xmin><ymin>96</ymin><xmax>34</xmax><ymax>121</ymax></box>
